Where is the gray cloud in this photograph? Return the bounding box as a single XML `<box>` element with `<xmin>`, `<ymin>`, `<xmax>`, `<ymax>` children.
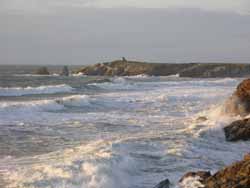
<box><xmin>1</xmin><ymin>0</ymin><xmax>250</xmax><ymax>14</ymax></box>
<box><xmin>1</xmin><ymin>8</ymin><xmax>250</xmax><ymax>65</ymax></box>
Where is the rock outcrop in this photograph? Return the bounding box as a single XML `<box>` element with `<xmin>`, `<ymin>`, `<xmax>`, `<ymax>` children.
<box><xmin>204</xmin><ymin>154</ymin><xmax>250</xmax><ymax>188</ymax></box>
<box><xmin>76</xmin><ymin>60</ymin><xmax>250</xmax><ymax>77</ymax></box>
<box><xmin>34</xmin><ymin>67</ymin><xmax>50</xmax><ymax>75</ymax></box>
<box><xmin>177</xmin><ymin>154</ymin><xmax>250</xmax><ymax>188</ymax></box>
<box><xmin>224</xmin><ymin>118</ymin><xmax>250</xmax><ymax>141</ymax></box>
<box><xmin>60</xmin><ymin>66</ymin><xmax>69</xmax><ymax>76</ymax></box>
<box><xmin>224</xmin><ymin>79</ymin><xmax>250</xmax><ymax>116</ymax></box>
<box><xmin>234</xmin><ymin>79</ymin><xmax>250</xmax><ymax>114</ymax></box>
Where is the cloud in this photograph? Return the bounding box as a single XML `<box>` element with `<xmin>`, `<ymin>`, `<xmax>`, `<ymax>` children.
<box><xmin>0</xmin><ymin>0</ymin><xmax>250</xmax><ymax>14</ymax></box>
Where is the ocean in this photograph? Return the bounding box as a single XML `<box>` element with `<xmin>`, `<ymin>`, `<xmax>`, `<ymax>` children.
<box><xmin>0</xmin><ymin>66</ymin><xmax>249</xmax><ymax>188</ymax></box>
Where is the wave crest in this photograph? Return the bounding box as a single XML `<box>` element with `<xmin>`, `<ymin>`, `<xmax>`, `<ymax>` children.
<box><xmin>0</xmin><ymin>84</ymin><xmax>74</xmax><ymax>97</ymax></box>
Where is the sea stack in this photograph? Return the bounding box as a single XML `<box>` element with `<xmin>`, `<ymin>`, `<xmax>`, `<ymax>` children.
<box><xmin>60</xmin><ymin>66</ymin><xmax>70</xmax><ymax>76</ymax></box>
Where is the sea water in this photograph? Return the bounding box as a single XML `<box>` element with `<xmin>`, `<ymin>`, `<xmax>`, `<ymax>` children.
<box><xmin>0</xmin><ymin>66</ymin><xmax>249</xmax><ymax>188</ymax></box>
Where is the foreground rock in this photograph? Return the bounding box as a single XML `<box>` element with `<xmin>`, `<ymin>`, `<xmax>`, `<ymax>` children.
<box><xmin>204</xmin><ymin>154</ymin><xmax>250</xmax><ymax>188</ymax></box>
<box><xmin>224</xmin><ymin>118</ymin><xmax>250</xmax><ymax>141</ymax></box>
<box><xmin>35</xmin><ymin>67</ymin><xmax>50</xmax><ymax>75</ymax></box>
<box><xmin>224</xmin><ymin>79</ymin><xmax>250</xmax><ymax>116</ymax></box>
<box><xmin>178</xmin><ymin>154</ymin><xmax>250</xmax><ymax>188</ymax></box>
<box><xmin>76</xmin><ymin>60</ymin><xmax>250</xmax><ymax>77</ymax></box>
<box><xmin>155</xmin><ymin>154</ymin><xmax>250</xmax><ymax>187</ymax></box>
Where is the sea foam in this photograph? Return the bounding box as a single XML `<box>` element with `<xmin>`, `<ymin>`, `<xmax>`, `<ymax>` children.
<box><xmin>0</xmin><ymin>84</ymin><xmax>74</xmax><ymax>96</ymax></box>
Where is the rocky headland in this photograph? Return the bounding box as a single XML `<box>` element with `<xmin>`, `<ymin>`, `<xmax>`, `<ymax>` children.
<box><xmin>75</xmin><ymin>59</ymin><xmax>250</xmax><ymax>77</ymax></box>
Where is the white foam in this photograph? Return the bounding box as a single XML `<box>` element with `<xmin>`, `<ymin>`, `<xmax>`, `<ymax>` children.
<box><xmin>124</xmin><ymin>74</ymin><xmax>150</xmax><ymax>78</ymax></box>
<box><xmin>0</xmin><ymin>94</ymin><xmax>91</xmax><ymax>113</ymax></box>
<box><xmin>166</xmin><ymin>73</ymin><xmax>180</xmax><ymax>78</ymax></box>
<box><xmin>89</xmin><ymin>77</ymin><xmax>135</xmax><ymax>90</ymax></box>
<box><xmin>209</xmin><ymin>78</ymin><xmax>238</xmax><ymax>84</ymax></box>
<box><xmin>14</xmin><ymin>74</ymin><xmax>60</xmax><ymax>77</ymax></box>
<box><xmin>72</xmin><ymin>72</ymin><xmax>87</xmax><ymax>77</ymax></box>
<box><xmin>0</xmin><ymin>84</ymin><xmax>74</xmax><ymax>96</ymax></box>
<box><xmin>56</xmin><ymin>95</ymin><xmax>91</xmax><ymax>107</ymax></box>
<box><xmin>179</xmin><ymin>176</ymin><xmax>205</xmax><ymax>188</ymax></box>
<box><xmin>1</xmin><ymin>139</ymin><xmax>137</xmax><ymax>188</ymax></box>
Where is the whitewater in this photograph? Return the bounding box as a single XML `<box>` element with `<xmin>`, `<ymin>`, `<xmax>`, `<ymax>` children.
<box><xmin>0</xmin><ymin>68</ymin><xmax>249</xmax><ymax>188</ymax></box>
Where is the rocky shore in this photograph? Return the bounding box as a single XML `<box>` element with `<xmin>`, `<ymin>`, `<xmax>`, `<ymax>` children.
<box><xmin>75</xmin><ymin>59</ymin><xmax>250</xmax><ymax>77</ymax></box>
<box><xmin>155</xmin><ymin>79</ymin><xmax>250</xmax><ymax>188</ymax></box>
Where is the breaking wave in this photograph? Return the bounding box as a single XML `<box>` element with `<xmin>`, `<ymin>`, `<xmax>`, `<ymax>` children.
<box><xmin>0</xmin><ymin>84</ymin><xmax>74</xmax><ymax>97</ymax></box>
<box><xmin>88</xmin><ymin>77</ymin><xmax>135</xmax><ymax>90</ymax></box>
<box><xmin>0</xmin><ymin>95</ymin><xmax>91</xmax><ymax>113</ymax></box>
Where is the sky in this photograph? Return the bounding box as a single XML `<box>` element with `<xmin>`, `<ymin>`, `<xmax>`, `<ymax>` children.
<box><xmin>1</xmin><ymin>0</ymin><xmax>250</xmax><ymax>14</ymax></box>
<box><xmin>1</xmin><ymin>0</ymin><xmax>250</xmax><ymax>65</ymax></box>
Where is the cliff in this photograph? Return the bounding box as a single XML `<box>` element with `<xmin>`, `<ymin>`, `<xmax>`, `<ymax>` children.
<box><xmin>76</xmin><ymin>60</ymin><xmax>250</xmax><ymax>77</ymax></box>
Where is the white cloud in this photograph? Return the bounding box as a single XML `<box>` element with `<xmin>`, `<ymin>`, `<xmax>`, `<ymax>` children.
<box><xmin>0</xmin><ymin>0</ymin><xmax>250</xmax><ymax>14</ymax></box>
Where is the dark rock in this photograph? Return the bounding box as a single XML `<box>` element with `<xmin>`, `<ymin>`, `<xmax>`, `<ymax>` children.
<box><xmin>179</xmin><ymin>171</ymin><xmax>211</xmax><ymax>186</ymax></box>
<box><xmin>60</xmin><ymin>66</ymin><xmax>69</xmax><ymax>76</ymax></box>
<box><xmin>204</xmin><ymin>154</ymin><xmax>250</xmax><ymax>188</ymax></box>
<box><xmin>35</xmin><ymin>67</ymin><xmax>50</xmax><ymax>75</ymax></box>
<box><xmin>224</xmin><ymin>118</ymin><xmax>250</xmax><ymax>141</ymax></box>
<box><xmin>153</xmin><ymin>179</ymin><xmax>170</xmax><ymax>188</ymax></box>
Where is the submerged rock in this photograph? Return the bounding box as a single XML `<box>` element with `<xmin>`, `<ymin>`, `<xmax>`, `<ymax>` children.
<box><xmin>224</xmin><ymin>118</ymin><xmax>250</xmax><ymax>141</ymax></box>
<box><xmin>35</xmin><ymin>67</ymin><xmax>50</xmax><ymax>75</ymax></box>
<box><xmin>153</xmin><ymin>179</ymin><xmax>170</xmax><ymax>188</ymax></box>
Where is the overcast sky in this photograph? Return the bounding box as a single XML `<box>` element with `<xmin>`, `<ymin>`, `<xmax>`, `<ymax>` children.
<box><xmin>1</xmin><ymin>0</ymin><xmax>250</xmax><ymax>65</ymax></box>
